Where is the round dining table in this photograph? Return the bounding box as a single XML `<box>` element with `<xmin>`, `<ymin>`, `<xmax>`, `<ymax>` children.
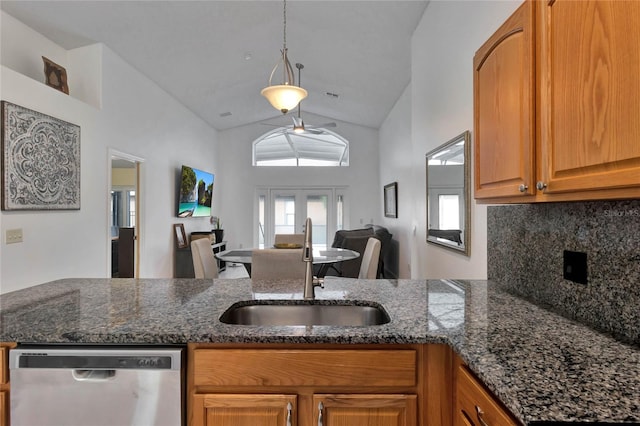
<box><xmin>215</xmin><ymin>247</ymin><xmax>360</xmax><ymax>277</ymax></box>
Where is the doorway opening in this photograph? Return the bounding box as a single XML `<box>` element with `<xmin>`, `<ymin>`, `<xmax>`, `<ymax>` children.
<box><xmin>109</xmin><ymin>150</ymin><xmax>144</xmax><ymax>277</ymax></box>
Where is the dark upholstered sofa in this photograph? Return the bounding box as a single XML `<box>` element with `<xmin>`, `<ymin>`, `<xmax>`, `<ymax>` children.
<box><xmin>324</xmin><ymin>224</ymin><xmax>394</xmax><ymax>278</ymax></box>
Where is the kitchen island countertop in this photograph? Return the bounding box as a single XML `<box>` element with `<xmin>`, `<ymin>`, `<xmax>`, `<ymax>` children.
<box><xmin>0</xmin><ymin>277</ymin><xmax>638</xmax><ymax>424</ymax></box>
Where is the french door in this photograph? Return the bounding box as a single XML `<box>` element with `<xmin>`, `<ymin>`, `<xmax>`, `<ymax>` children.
<box><xmin>257</xmin><ymin>188</ymin><xmax>345</xmax><ymax>250</ymax></box>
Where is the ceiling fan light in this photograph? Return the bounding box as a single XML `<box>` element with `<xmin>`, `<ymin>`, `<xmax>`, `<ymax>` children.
<box><xmin>293</xmin><ymin>123</ymin><xmax>305</xmax><ymax>134</ymax></box>
<box><xmin>261</xmin><ymin>85</ymin><xmax>308</xmax><ymax>114</ymax></box>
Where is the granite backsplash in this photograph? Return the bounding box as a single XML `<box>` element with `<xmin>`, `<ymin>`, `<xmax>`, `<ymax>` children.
<box><xmin>487</xmin><ymin>200</ymin><xmax>640</xmax><ymax>346</ymax></box>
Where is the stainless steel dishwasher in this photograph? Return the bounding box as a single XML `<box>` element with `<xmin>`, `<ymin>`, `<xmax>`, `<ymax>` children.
<box><xmin>10</xmin><ymin>346</ymin><xmax>184</xmax><ymax>426</ymax></box>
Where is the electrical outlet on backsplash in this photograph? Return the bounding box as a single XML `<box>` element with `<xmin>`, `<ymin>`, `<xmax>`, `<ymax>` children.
<box><xmin>487</xmin><ymin>199</ymin><xmax>640</xmax><ymax>346</ymax></box>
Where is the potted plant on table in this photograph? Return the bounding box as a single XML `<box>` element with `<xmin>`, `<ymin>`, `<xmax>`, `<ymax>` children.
<box><xmin>210</xmin><ymin>216</ymin><xmax>224</xmax><ymax>243</ymax></box>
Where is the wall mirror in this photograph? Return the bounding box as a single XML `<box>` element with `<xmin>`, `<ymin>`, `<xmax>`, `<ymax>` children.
<box><xmin>425</xmin><ymin>130</ymin><xmax>470</xmax><ymax>256</ymax></box>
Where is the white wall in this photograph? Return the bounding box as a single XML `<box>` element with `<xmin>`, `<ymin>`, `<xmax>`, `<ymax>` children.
<box><xmin>379</xmin><ymin>85</ymin><xmax>412</xmax><ymax>278</ymax></box>
<box><xmin>217</xmin><ymin>111</ymin><xmax>380</xmax><ymax>250</ymax></box>
<box><xmin>410</xmin><ymin>0</ymin><xmax>521</xmax><ymax>279</ymax></box>
<box><xmin>379</xmin><ymin>0</ymin><xmax>522</xmax><ymax>279</ymax></box>
<box><xmin>0</xmin><ymin>12</ymin><xmax>219</xmax><ymax>293</ymax></box>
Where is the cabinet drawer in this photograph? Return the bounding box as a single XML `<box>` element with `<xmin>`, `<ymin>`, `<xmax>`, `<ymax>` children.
<box><xmin>0</xmin><ymin>348</ymin><xmax>6</xmax><ymax>385</ymax></box>
<box><xmin>194</xmin><ymin>349</ymin><xmax>416</xmax><ymax>387</ymax></box>
<box><xmin>456</xmin><ymin>366</ymin><xmax>517</xmax><ymax>426</ymax></box>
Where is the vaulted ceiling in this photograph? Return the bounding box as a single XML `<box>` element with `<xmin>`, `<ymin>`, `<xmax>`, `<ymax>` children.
<box><xmin>1</xmin><ymin>1</ymin><xmax>428</xmax><ymax>131</ymax></box>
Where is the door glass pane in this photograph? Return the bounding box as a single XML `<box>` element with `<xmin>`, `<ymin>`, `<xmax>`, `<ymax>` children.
<box><xmin>307</xmin><ymin>195</ymin><xmax>328</xmax><ymax>250</ymax></box>
<box><xmin>275</xmin><ymin>195</ymin><xmax>296</xmax><ymax>235</ymax></box>
<box><xmin>128</xmin><ymin>190</ymin><xmax>136</xmax><ymax>227</ymax></box>
<box><xmin>438</xmin><ymin>194</ymin><xmax>460</xmax><ymax>230</ymax></box>
<box><xmin>258</xmin><ymin>194</ymin><xmax>265</xmax><ymax>249</ymax></box>
<box><xmin>336</xmin><ymin>194</ymin><xmax>344</xmax><ymax>231</ymax></box>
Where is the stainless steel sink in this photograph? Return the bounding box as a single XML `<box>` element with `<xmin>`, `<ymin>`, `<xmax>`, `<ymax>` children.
<box><xmin>219</xmin><ymin>301</ymin><xmax>390</xmax><ymax>327</ymax></box>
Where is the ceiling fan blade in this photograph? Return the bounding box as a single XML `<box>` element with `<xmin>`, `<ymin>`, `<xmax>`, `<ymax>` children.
<box><xmin>307</xmin><ymin>122</ymin><xmax>337</xmax><ymax>128</ymax></box>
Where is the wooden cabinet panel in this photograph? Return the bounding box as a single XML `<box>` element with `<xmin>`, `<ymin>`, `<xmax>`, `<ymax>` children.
<box><xmin>314</xmin><ymin>394</ymin><xmax>417</xmax><ymax>426</ymax></box>
<box><xmin>538</xmin><ymin>0</ymin><xmax>640</xmax><ymax>196</ymax></box>
<box><xmin>456</xmin><ymin>366</ymin><xmax>517</xmax><ymax>426</ymax></box>
<box><xmin>0</xmin><ymin>348</ymin><xmax>6</xmax><ymax>385</ymax></box>
<box><xmin>191</xmin><ymin>394</ymin><xmax>296</xmax><ymax>426</ymax></box>
<box><xmin>474</xmin><ymin>0</ymin><xmax>535</xmax><ymax>199</ymax></box>
<box><xmin>193</xmin><ymin>349</ymin><xmax>416</xmax><ymax>388</ymax></box>
<box><xmin>0</xmin><ymin>390</ymin><xmax>5</xmax><ymax>426</ymax></box>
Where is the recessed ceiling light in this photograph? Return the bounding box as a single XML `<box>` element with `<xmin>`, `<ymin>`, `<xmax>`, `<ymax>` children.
<box><xmin>244</xmin><ymin>53</ymin><xmax>252</xmax><ymax>61</ymax></box>
<box><xmin>219</xmin><ymin>112</ymin><xmax>232</xmax><ymax>117</ymax></box>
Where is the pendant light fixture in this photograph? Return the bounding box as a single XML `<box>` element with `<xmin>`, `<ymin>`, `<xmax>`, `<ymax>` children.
<box><xmin>261</xmin><ymin>0</ymin><xmax>307</xmax><ymax>114</ymax></box>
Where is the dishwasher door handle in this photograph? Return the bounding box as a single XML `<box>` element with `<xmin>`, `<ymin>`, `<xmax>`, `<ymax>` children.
<box><xmin>72</xmin><ymin>369</ymin><xmax>116</xmax><ymax>381</ymax></box>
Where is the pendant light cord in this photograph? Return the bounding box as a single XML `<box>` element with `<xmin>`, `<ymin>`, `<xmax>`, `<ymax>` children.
<box><xmin>283</xmin><ymin>0</ymin><xmax>287</xmax><ymax>50</ymax></box>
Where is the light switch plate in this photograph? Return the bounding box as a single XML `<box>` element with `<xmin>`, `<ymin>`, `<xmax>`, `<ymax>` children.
<box><xmin>5</xmin><ymin>228</ymin><xmax>23</xmax><ymax>244</ymax></box>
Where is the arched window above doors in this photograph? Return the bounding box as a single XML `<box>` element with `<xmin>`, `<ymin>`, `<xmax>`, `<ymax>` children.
<box><xmin>253</xmin><ymin>127</ymin><xmax>349</xmax><ymax>166</ymax></box>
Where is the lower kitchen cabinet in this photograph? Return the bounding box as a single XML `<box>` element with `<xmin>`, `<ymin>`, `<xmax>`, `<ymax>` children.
<box><xmin>191</xmin><ymin>393</ymin><xmax>416</xmax><ymax>426</ymax></box>
<box><xmin>191</xmin><ymin>393</ymin><xmax>296</xmax><ymax>426</ymax></box>
<box><xmin>188</xmin><ymin>344</ymin><xmax>424</xmax><ymax>426</ymax></box>
<box><xmin>454</xmin><ymin>356</ymin><xmax>519</xmax><ymax>426</ymax></box>
<box><xmin>314</xmin><ymin>394</ymin><xmax>416</xmax><ymax>426</ymax></box>
<box><xmin>0</xmin><ymin>391</ymin><xmax>6</xmax><ymax>426</ymax></box>
<box><xmin>0</xmin><ymin>344</ymin><xmax>15</xmax><ymax>426</ymax></box>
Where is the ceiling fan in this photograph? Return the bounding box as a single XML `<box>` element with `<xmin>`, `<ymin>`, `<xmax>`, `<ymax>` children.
<box><xmin>261</xmin><ymin>63</ymin><xmax>337</xmax><ymax>135</ymax></box>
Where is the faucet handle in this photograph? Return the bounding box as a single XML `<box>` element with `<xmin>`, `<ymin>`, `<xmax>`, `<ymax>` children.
<box><xmin>314</xmin><ymin>277</ymin><xmax>324</xmax><ymax>288</ymax></box>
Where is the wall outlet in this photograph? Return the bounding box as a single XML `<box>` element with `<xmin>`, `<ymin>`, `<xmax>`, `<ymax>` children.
<box><xmin>5</xmin><ymin>228</ymin><xmax>23</xmax><ymax>244</ymax></box>
<box><xmin>563</xmin><ymin>250</ymin><xmax>587</xmax><ymax>284</ymax></box>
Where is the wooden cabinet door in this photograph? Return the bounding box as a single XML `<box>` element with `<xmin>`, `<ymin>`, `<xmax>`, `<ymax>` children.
<box><xmin>192</xmin><ymin>394</ymin><xmax>296</xmax><ymax>426</ymax></box>
<box><xmin>474</xmin><ymin>0</ymin><xmax>535</xmax><ymax>199</ymax></box>
<box><xmin>0</xmin><ymin>390</ymin><xmax>5</xmax><ymax>426</ymax></box>
<box><xmin>456</xmin><ymin>367</ymin><xmax>518</xmax><ymax>426</ymax></box>
<box><xmin>537</xmin><ymin>0</ymin><xmax>640</xmax><ymax>196</ymax></box>
<box><xmin>313</xmin><ymin>394</ymin><xmax>417</xmax><ymax>426</ymax></box>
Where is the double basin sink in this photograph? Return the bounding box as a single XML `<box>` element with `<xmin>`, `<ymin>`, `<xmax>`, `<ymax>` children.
<box><xmin>220</xmin><ymin>300</ymin><xmax>390</xmax><ymax>327</ymax></box>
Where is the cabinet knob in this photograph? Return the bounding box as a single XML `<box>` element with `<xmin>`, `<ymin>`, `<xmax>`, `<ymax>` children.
<box><xmin>475</xmin><ymin>405</ymin><xmax>490</xmax><ymax>426</ymax></box>
<box><xmin>518</xmin><ymin>184</ymin><xmax>528</xmax><ymax>193</ymax></box>
<box><xmin>536</xmin><ymin>181</ymin><xmax>547</xmax><ymax>191</ymax></box>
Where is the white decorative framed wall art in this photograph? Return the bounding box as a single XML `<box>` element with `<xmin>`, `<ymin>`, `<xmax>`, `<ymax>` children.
<box><xmin>1</xmin><ymin>101</ymin><xmax>80</xmax><ymax>210</ymax></box>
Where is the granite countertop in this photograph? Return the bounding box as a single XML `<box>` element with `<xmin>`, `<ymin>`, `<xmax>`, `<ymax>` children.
<box><xmin>0</xmin><ymin>277</ymin><xmax>638</xmax><ymax>424</ymax></box>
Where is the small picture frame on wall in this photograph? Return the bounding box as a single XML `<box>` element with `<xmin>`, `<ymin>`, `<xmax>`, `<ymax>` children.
<box><xmin>174</xmin><ymin>223</ymin><xmax>188</xmax><ymax>248</ymax></box>
<box><xmin>42</xmin><ymin>56</ymin><xmax>69</xmax><ymax>94</ymax></box>
<box><xmin>384</xmin><ymin>182</ymin><xmax>398</xmax><ymax>218</ymax></box>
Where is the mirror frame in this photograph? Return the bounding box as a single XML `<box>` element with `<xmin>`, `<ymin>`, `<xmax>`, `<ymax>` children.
<box><xmin>425</xmin><ymin>130</ymin><xmax>471</xmax><ymax>256</ymax></box>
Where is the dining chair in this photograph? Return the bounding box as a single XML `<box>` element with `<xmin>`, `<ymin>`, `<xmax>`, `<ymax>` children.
<box><xmin>358</xmin><ymin>238</ymin><xmax>381</xmax><ymax>279</ymax></box>
<box><xmin>191</xmin><ymin>238</ymin><xmax>219</xmax><ymax>279</ymax></box>
<box><xmin>251</xmin><ymin>248</ymin><xmax>306</xmax><ymax>280</ymax></box>
<box><xmin>274</xmin><ymin>233</ymin><xmax>305</xmax><ymax>246</ymax></box>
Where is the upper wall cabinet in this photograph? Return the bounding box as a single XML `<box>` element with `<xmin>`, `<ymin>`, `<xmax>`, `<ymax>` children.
<box><xmin>474</xmin><ymin>1</ymin><xmax>535</xmax><ymax>200</ymax></box>
<box><xmin>474</xmin><ymin>0</ymin><xmax>640</xmax><ymax>203</ymax></box>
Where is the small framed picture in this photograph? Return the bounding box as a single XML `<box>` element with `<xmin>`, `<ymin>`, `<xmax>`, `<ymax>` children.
<box><xmin>174</xmin><ymin>223</ymin><xmax>188</xmax><ymax>248</ymax></box>
<box><xmin>42</xmin><ymin>56</ymin><xmax>69</xmax><ymax>94</ymax></box>
<box><xmin>384</xmin><ymin>182</ymin><xmax>398</xmax><ymax>218</ymax></box>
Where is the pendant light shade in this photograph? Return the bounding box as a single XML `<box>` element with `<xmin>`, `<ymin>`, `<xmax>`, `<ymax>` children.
<box><xmin>261</xmin><ymin>0</ymin><xmax>307</xmax><ymax>114</ymax></box>
<box><xmin>261</xmin><ymin>83</ymin><xmax>307</xmax><ymax>114</ymax></box>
